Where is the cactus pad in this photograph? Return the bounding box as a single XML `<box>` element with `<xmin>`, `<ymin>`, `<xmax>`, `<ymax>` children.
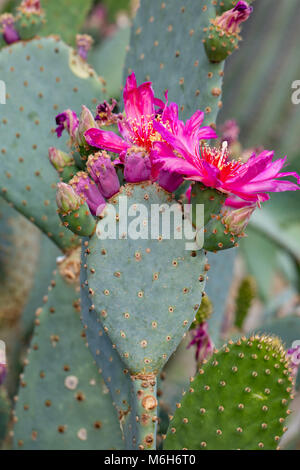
<box><xmin>0</xmin><ymin>37</ymin><xmax>105</xmax><ymax>251</ymax></box>
<box><xmin>84</xmin><ymin>182</ymin><xmax>207</xmax><ymax>374</ymax></box>
<box><xmin>125</xmin><ymin>0</ymin><xmax>224</xmax><ymax>124</ymax></box>
<box><xmin>164</xmin><ymin>335</ymin><xmax>293</xmax><ymax>450</ymax></box>
<box><xmin>80</xmin><ymin>244</ymin><xmax>134</xmax><ymax>424</ymax></box>
<box><xmin>13</xmin><ymin>268</ymin><xmax>123</xmax><ymax>450</ymax></box>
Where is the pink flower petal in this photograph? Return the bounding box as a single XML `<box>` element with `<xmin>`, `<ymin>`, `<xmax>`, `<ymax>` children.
<box><xmin>85</xmin><ymin>128</ymin><xmax>130</xmax><ymax>154</ymax></box>
<box><xmin>123</xmin><ymin>77</ymin><xmax>155</xmax><ymax>124</ymax></box>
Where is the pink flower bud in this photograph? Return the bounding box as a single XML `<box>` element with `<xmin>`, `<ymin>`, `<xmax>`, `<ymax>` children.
<box><xmin>70</xmin><ymin>172</ymin><xmax>106</xmax><ymax>216</ymax></box>
<box><xmin>223</xmin><ymin>203</ymin><xmax>256</xmax><ymax>235</ymax></box>
<box><xmin>56</xmin><ymin>182</ymin><xmax>82</xmax><ymax>213</ymax></box>
<box><xmin>48</xmin><ymin>147</ymin><xmax>74</xmax><ymax>171</ymax></box>
<box><xmin>77</xmin><ymin>106</ymin><xmax>98</xmax><ymax>147</ymax></box>
<box><xmin>124</xmin><ymin>147</ymin><xmax>151</xmax><ymax>183</ymax></box>
<box><xmin>216</xmin><ymin>1</ymin><xmax>253</xmax><ymax>34</ymax></box>
<box><xmin>0</xmin><ymin>14</ymin><xmax>20</xmax><ymax>44</ymax></box>
<box><xmin>87</xmin><ymin>151</ymin><xmax>120</xmax><ymax>199</ymax></box>
<box><xmin>17</xmin><ymin>0</ymin><xmax>42</xmax><ymax>14</ymax></box>
<box><xmin>76</xmin><ymin>34</ymin><xmax>94</xmax><ymax>61</ymax></box>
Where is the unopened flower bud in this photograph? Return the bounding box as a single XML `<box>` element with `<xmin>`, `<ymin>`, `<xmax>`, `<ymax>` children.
<box><xmin>87</xmin><ymin>151</ymin><xmax>120</xmax><ymax>199</ymax></box>
<box><xmin>124</xmin><ymin>147</ymin><xmax>151</xmax><ymax>183</ymax></box>
<box><xmin>223</xmin><ymin>203</ymin><xmax>255</xmax><ymax>235</ymax></box>
<box><xmin>216</xmin><ymin>1</ymin><xmax>252</xmax><ymax>34</ymax></box>
<box><xmin>70</xmin><ymin>172</ymin><xmax>106</xmax><ymax>216</ymax></box>
<box><xmin>48</xmin><ymin>147</ymin><xmax>74</xmax><ymax>171</ymax></box>
<box><xmin>17</xmin><ymin>0</ymin><xmax>42</xmax><ymax>14</ymax></box>
<box><xmin>16</xmin><ymin>0</ymin><xmax>45</xmax><ymax>40</ymax></box>
<box><xmin>204</xmin><ymin>1</ymin><xmax>253</xmax><ymax>63</ymax></box>
<box><xmin>76</xmin><ymin>34</ymin><xmax>94</xmax><ymax>61</ymax></box>
<box><xmin>76</xmin><ymin>105</ymin><xmax>98</xmax><ymax>147</ymax></box>
<box><xmin>56</xmin><ymin>182</ymin><xmax>82</xmax><ymax>213</ymax></box>
<box><xmin>0</xmin><ymin>14</ymin><xmax>20</xmax><ymax>44</ymax></box>
<box><xmin>216</xmin><ymin>0</ymin><xmax>255</xmax><ymax>15</ymax></box>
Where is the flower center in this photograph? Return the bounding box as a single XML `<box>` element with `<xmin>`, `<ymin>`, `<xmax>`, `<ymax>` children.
<box><xmin>127</xmin><ymin>114</ymin><xmax>167</xmax><ymax>152</ymax></box>
<box><xmin>200</xmin><ymin>145</ymin><xmax>242</xmax><ymax>180</ymax></box>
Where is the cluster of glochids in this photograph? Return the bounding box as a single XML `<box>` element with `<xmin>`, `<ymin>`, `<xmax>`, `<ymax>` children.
<box><xmin>52</xmin><ymin>68</ymin><xmax>300</xmax><ymax>250</ymax></box>
<box><xmin>203</xmin><ymin>1</ymin><xmax>253</xmax><ymax>63</ymax></box>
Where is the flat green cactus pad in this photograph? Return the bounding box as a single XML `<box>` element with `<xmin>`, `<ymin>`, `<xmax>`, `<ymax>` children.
<box><xmin>0</xmin><ymin>37</ymin><xmax>106</xmax><ymax>251</ymax></box>
<box><xmin>164</xmin><ymin>335</ymin><xmax>293</xmax><ymax>450</ymax></box>
<box><xmin>125</xmin><ymin>0</ymin><xmax>224</xmax><ymax>124</ymax></box>
<box><xmin>84</xmin><ymin>182</ymin><xmax>207</xmax><ymax>374</ymax></box>
<box><xmin>13</xmin><ymin>269</ymin><xmax>123</xmax><ymax>450</ymax></box>
<box><xmin>81</xmin><ymin>244</ymin><xmax>133</xmax><ymax>421</ymax></box>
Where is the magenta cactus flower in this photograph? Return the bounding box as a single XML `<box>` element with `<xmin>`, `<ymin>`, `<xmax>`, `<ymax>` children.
<box><xmin>0</xmin><ymin>14</ymin><xmax>20</xmax><ymax>44</ymax></box>
<box><xmin>187</xmin><ymin>322</ymin><xmax>214</xmax><ymax>363</ymax></box>
<box><xmin>70</xmin><ymin>172</ymin><xmax>106</xmax><ymax>216</ymax></box>
<box><xmin>87</xmin><ymin>151</ymin><xmax>120</xmax><ymax>198</ymax></box>
<box><xmin>216</xmin><ymin>1</ymin><xmax>253</xmax><ymax>34</ymax></box>
<box><xmin>85</xmin><ymin>72</ymin><xmax>216</xmax><ymax>189</ymax></box>
<box><xmin>152</xmin><ymin>141</ymin><xmax>300</xmax><ymax>204</ymax></box>
<box><xmin>85</xmin><ymin>72</ymin><xmax>164</xmax><ymax>155</ymax></box>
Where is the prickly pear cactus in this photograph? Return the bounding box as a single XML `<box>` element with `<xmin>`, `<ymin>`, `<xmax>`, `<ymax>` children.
<box><xmin>13</xmin><ymin>267</ymin><xmax>123</xmax><ymax>450</ymax></box>
<box><xmin>0</xmin><ymin>0</ymin><xmax>295</xmax><ymax>454</ymax></box>
<box><xmin>0</xmin><ymin>37</ymin><xmax>105</xmax><ymax>251</ymax></box>
<box><xmin>164</xmin><ymin>335</ymin><xmax>293</xmax><ymax>450</ymax></box>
